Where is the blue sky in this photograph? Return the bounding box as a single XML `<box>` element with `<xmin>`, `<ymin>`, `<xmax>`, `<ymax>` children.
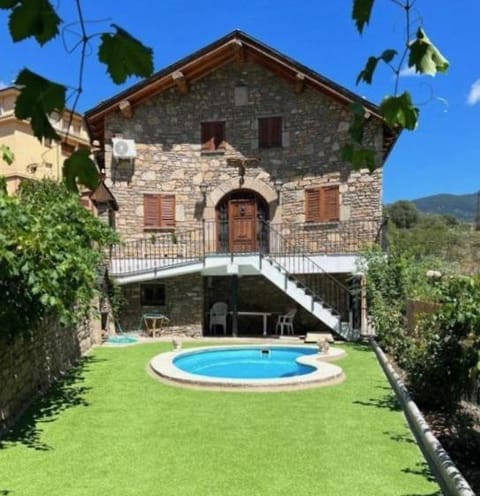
<box><xmin>0</xmin><ymin>1</ymin><xmax>478</xmax><ymax>203</ymax></box>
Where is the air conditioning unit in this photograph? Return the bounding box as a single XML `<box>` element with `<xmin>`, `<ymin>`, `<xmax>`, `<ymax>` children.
<box><xmin>112</xmin><ymin>138</ymin><xmax>136</xmax><ymax>161</ymax></box>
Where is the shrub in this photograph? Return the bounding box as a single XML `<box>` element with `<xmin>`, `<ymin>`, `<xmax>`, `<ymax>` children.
<box><xmin>405</xmin><ymin>276</ymin><xmax>480</xmax><ymax>411</ymax></box>
<box><xmin>0</xmin><ymin>179</ymin><xmax>117</xmax><ymax>337</ymax></box>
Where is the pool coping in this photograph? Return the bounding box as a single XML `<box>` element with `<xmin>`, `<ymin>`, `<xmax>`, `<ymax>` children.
<box><xmin>149</xmin><ymin>344</ymin><xmax>346</xmax><ymax>391</ymax></box>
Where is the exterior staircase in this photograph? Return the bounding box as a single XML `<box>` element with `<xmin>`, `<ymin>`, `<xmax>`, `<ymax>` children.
<box><xmin>258</xmin><ymin>257</ymin><xmax>347</xmax><ymax>338</ymax></box>
<box><xmin>108</xmin><ymin>221</ymin><xmax>361</xmax><ymax>340</ymax></box>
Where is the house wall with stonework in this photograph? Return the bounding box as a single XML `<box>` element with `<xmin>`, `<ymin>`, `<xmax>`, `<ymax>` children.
<box><xmin>102</xmin><ymin>61</ymin><xmax>383</xmax><ymax>243</ymax></box>
<box><xmin>119</xmin><ymin>273</ymin><xmax>203</xmax><ymax>336</ymax></box>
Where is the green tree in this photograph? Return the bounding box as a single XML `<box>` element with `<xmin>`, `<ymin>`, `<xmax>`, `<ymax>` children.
<box><xmin>386</xmin><ymin>200</ymin><xmax>420</xmax><ymax>229</ymax></box>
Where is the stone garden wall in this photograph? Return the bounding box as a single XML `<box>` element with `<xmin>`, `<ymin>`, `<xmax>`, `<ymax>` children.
<box><xmin>0</xmin><ymin>316</ymin><xmax>101</xmax><ymax>432</ymax></box>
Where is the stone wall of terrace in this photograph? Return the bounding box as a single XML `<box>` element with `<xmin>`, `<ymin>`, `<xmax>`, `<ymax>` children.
<box><xmin>0</xmin><ymin>317</ymin><xmax>100</xmax><ymax>432</ymax></box>
<box><xmin>103</xmin><ymin>60</ymin><xmax>384</xmax><ymax>247</ymax></box>
<box><xmin>119</xmin><ymin>273</ymin><xmax>203</xmax><ymax>337</ymax></box>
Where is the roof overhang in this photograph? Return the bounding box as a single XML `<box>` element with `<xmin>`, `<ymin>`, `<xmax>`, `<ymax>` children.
<box><xmin>85</xmin><ymin>30</ymin><xmax>400</xmax><ymax>158</ymax></box>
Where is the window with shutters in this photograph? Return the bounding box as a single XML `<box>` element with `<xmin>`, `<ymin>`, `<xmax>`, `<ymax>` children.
<box><xmin>305</xmin><ymin>186</ymin><xmax>340</xmax><ymax>223</ymax></box>
<box><xmin>258</xmin><ymin>116</ymin><xmax>282</xmax><ymax>148</ymax></box>
<box><xmin>140</xmin><ymin>284</ymin><xmax>165</xmax><ymax>306</ymax></box>
<box><xmin>143</xmin><ymin>194</ymin><xmax>176</xmax><ymax>229</ymax></box>
<box><xmin>201</xmin><ymin>121</ymin><xmax>226</xmax><ymax>151</ymax></box>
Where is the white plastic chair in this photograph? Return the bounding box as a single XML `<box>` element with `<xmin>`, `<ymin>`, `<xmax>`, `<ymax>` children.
<box><xmin>209</xmin><ymin>302</ymin><xmax>228</xmax><ymax>335</ymax></box>
<box><xmin>276</xmin><ymin>308</ymin><xmax>297</xmax><ymax>336</ymax></box>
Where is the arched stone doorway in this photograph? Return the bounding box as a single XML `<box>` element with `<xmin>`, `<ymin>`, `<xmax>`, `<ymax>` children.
<box><xmin>216</xmin><ymin>189</ymin><xmax>269</xmax><ymax>253</ymax></box>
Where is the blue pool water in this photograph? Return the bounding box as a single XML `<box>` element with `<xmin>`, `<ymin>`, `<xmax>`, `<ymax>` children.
<box><xmin>173</xmin><ymin>346</ymin><xmax>318</xmax><ymax>379</ymax></box>
<box><xmin>107</xmin><ymin>334</ymin><xmax>138</xmax><ymax>344</ymax></box>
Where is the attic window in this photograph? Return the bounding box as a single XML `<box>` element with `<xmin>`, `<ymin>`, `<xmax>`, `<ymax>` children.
<box><xmin>201</xmin><ymin>121</ymin><xmax>225</xmax><ymax>152</ymax></box>
<box><xmin>258</xmin><ymin>116</ymin><xmax>282</xmax><ymax>148</ymax></box>
<box><xmin>141</xmin><ymin>284</ymin><xmax>165</xmax><ymax>306</ymax></box>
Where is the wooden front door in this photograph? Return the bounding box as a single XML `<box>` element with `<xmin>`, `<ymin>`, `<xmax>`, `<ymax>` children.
<box><xmin>228</xmin><ymin>198</ymin><xmax>257</xmax><ymax>252</ymax></box>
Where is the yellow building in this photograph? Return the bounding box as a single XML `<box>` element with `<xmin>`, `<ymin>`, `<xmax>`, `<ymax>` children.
<box><xmin>0</xmin><ymin>86</ymin><xmax>90</xmax><ymax>194</ymax></box>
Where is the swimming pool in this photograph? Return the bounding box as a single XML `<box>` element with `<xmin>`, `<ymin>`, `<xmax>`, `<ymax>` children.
<box><xmin>174</xmin><ymin>346</ymin><xmax>317</xmax><ymax>379</ymax></box>
<box><xmin>150</xmin><ymin>344</ymin><xmax>346</xmax><ymax>390</ymax></box>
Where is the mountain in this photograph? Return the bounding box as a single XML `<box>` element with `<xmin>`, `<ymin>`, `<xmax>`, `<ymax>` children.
<box><xmin>412</xmin><ymin>192</ymin><xmax>478</xmax><ymax>222</ymax></box>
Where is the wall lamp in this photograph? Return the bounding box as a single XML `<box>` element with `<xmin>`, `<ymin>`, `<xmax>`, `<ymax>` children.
<box><xmin>274</xmin><ymin>178</ymin><xmax>283</xmax><ymax>199</ymax></box>
<box><xmin>199</xmin><ymin>181</ymin><xmax>208</xmax><ymax>201</ymax></box>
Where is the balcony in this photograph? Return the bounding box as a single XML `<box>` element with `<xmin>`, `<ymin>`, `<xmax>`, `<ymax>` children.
<box><xmin>108</xmin><ymin>219</ymin><xmax>385</xmax><ymax>278</ymax></box>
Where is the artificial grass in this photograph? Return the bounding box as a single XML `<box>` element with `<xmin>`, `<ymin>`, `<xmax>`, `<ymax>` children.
<box><xmin>0</xmin><ymin>342</ymin><xmax>441</xmax><ymax>496</ymax></box>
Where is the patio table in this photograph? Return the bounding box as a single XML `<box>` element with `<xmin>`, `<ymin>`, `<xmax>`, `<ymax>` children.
<box><xmin>142</xmin><ymin>313</ymin><xmax>169</xmax><ymax>337</ymax></box>
<box><xmin>230</xmin><ymin>311</ymin><xmax>272</xmax><ymax>336</ymax></box>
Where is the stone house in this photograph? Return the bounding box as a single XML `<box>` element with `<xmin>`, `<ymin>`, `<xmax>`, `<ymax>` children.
<box><xmin>86</xmin><ymin>31</ymin><xmax>399</xmax><ymax>339</ymax></box>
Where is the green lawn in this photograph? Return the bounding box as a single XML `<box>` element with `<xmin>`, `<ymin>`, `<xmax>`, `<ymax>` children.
<box><xmin>0</xmin><ymin>342</ymin><xmax>440</xmax><ymax>496</ymax></box>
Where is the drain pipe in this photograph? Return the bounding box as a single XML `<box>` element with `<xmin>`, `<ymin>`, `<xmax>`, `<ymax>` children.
<box><xmin>371</xmin><ymin>339</ymin><xmax>475</xmax><ymax>496</ymax></box>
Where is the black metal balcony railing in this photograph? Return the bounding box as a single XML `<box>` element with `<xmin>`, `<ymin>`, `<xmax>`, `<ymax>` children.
<box><xmin>108</xmin><ymin>219</ymin><xmax>377</xmax><ymax>331</ymax></box>
<box><xmin>108</xmin><ymin>219</ymin><xmax>384</xmax><ymax>276</ymax></box>
<box><xmin>261</xmin><ymin>222</ymin><xmax>353</xmax><ymax>321</ymax></box>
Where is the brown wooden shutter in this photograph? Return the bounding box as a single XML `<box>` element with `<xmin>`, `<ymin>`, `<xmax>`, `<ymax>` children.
<box><xmin>160</xmin><ymin>194</ymin><xmax>175</xmax><ymax>227</ymax></box>
<box><xmin>305</xmin><ymin>188</ymin><xmax>321</xmax><ymax>222</ymax></box>
<box><xmin>259</xmin><ymin>117</ymin><xmax>282</xmax><ymax>148</ymax></box>
<box><xmin>144</xmin><ymin>194</ymin><xmax>176</xmax><ymax>228</ymax></box>
<box><xmin>201</xmin><ymin>122</ymin><xmax>215</xmax><ymax>151</ymax></box>
<box><xmin>323</xmin><ymin>186</ymin><xmax>340</xmax><ymax>221</ymax></box>
<box><xmin>201</xmin><ymin>121</ymin><xmax>225</xmax><ymax>150</ymax></box>
<box><xmin>305</xmin><ymin>186</ymin><xmax>339</xmax><ymax>222</ymax></box>
<box><xmin>258</xmin><ymin>118</ymin><xmax>268</xmax><ymax>148</ymax></box>
<box><xmin>144</xmin><ymin>194</ymin><xmax>160</xmax><ymax>228</ymax></box>
<box><xmin>268</xmin><ymin>116</ymin><xmax>282</xmax><ymax>147</ymax></box>
<box><xmin>214</xmin><ymin>121</ymin><xmax>225</xmax><ymax>149</ymax></box>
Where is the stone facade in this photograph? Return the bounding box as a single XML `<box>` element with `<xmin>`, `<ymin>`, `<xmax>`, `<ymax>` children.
<box><xmin>103</xmin><ymin>61</ymin><xmax>383</xmax><ymax>242</ymax></box>
<box><xmin>0</xmin><ymin>317</ymin><xmax>100</xmax><ymax>432</ymax></box>
<box><xmin>100</xmin><ymin>53</ymin><xmax>386</xmax><ymax>337</ymax></box>
<box><xmin>120</xmin><ymin>273</ymin><xmax>203</xmax><ymax>336</ymax></box>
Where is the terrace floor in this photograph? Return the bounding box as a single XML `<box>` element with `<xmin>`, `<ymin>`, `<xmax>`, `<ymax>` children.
<box><xmin>0</xmin><ymin>342</ymin><xmax>441</xmax><ymax>496</ymax></box>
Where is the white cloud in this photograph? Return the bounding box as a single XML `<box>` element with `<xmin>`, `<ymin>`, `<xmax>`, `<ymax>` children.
<box><xmin>0</xmin><ymin>80</ymin><xmax>6</xmax><ymax>89</ymax></box>
<box><xmin>467</xmin><ymin>79</ymin><xmax>480</xmax><ymax>106</ymax></box>
<box><xmin>399</xmin><ymin>66</ymin><xmax>420</xmax><ymax>78</ymax></box>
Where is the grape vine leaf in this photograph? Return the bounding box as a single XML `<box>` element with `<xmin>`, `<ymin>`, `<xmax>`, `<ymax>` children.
<box><xmin>98</xmin><ymin>24</ymin><xmax>154</xmax><ymax>84</ymax></box>
<box><xmin>380</xmin><ymin>92</ymin><xmax>419</xmax><ymax>130</ymax></box>
<box><xmin>342</xmin><ymin>144</ymin><xmax>376</xmax><ymax>172</ymax></box>
<box><xmin>357</xmin><ymin>49</ymin><xmax>397</xmax><ymax>85</ymax></box>
<box><xmin>352</xmin><ymin>0</ymin><xmax>375</xmax><ymax>34</ymax></box>
<box><xmin>348</xmin><ymin>102</ymin><xmax>367</xmax><ymax>143</ymax></box>
<box><xmin>408</xmin><ymin>28</ymin><xmax>449</xmax><ymax>76</ymax></box>
<box><xmin>14</xmin><ymin>69</ymin><xmax>66</xmax><ymax>140</ymax></box>
<box><xmin>63</xmin><ymin>149</ymin><xmax>100</xmax><ymax>193</ymax></box>
<box><xmin>0</xmin><ymin>1</ymin><xmax>19</xmax><ymax>8</ymax></box>
<box><xmin>6</xmin><ymin>0</ymin><xmax>62</xmax><ymax>45</ymax></box>
<box><xmin>1</xmin><ymin>144</ymin><xmax>15</xmax><ymax>165</ymax></box>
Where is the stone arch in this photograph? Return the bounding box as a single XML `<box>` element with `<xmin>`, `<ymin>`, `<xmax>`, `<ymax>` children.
<box><xmin>204</xmin><ymin>177</ymin><xmax>280</xmax><ymax>222</ymax></box>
